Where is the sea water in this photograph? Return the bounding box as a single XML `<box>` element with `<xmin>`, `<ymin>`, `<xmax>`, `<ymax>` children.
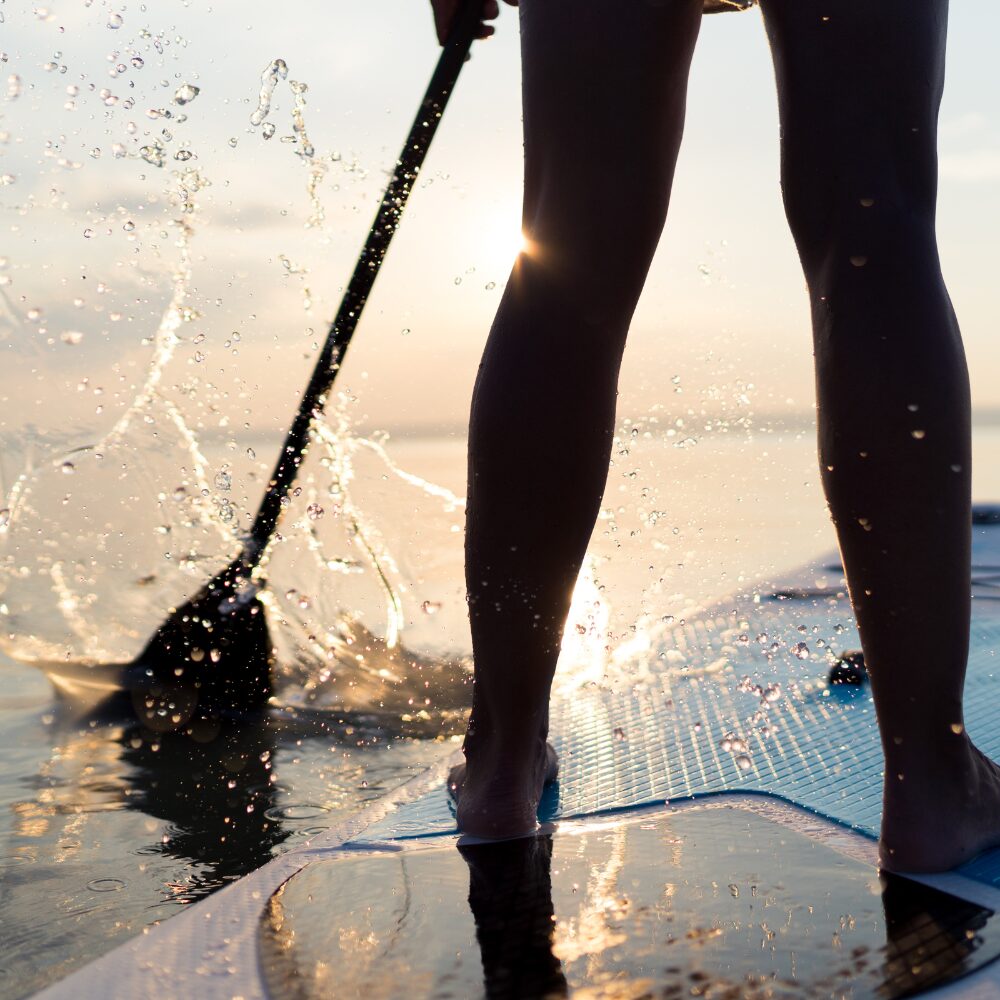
<box><xmin>5</xmin><ymin>424</ymin><xmax>1000</xmax><ymax>998</ymax></box>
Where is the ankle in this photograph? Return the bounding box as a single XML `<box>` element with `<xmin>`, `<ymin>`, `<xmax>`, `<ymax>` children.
<box><xmin>882</xmin><ymin>726</ymin><xmax>971</xmax><ymax>774</ymax></box>
<box><xmin>464</xmin><ymin>712</ymin><xmax>548</xmax><ymax>760</ymax></box>
<box><xmin>463</xmin><ymin>732</ymin><xmax>548</xmax><ymax>767</ymax></box>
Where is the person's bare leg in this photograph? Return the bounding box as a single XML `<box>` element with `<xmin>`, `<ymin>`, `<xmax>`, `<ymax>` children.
<box><xmin>452</xmin><ymin>0</ymin><xmax>704</xmax><ymax>838</ymax></box>
<box><xmin>763</xmin><ymin>0</ymin><xmax>1000</xmax><ymax>872</ymax></box>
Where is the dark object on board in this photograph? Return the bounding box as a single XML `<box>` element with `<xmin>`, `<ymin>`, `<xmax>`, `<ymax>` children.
<box><xmin>973</xmin><ymin>504</ymin><xmax>1000</xmax><ymax>526</ymax></box>
<box><xmin>119</xmin><ymin>0</ymin><xmax>486</xmax><ymax>727</ymax></box>
<box><xmin>829</xmin><ymin>649</ymin><xmax>867</xmax><ymax>687</ymax></box>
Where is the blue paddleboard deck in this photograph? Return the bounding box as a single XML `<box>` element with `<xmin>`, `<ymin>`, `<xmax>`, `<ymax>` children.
<box><xmin>364</xmin><ymin>516</ymin><xmax>1000</xmax><ymax>896</ymax></box>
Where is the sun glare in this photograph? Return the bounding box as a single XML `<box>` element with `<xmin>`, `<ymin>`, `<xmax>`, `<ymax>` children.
<box><xmin>483</xmin><ymin>208</ymin><xmax>531</xmax><ymax>269</ymax></box>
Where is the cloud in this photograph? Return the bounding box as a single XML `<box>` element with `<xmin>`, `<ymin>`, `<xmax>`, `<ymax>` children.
<box><xmin>940</xmin><ymin>111</ymin><xmax>990</xmax><ymax>140</ymax></box>
<box><xmin>940</xmin><ymin>149</ymin><xmax>1000</xmax><ymax>182</ymax></box>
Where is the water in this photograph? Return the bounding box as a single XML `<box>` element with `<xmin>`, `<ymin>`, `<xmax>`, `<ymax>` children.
<box><xmin>3</xmin><ymin>425</ymin><xmax>1000</xmax><ymax>996</ymax></box>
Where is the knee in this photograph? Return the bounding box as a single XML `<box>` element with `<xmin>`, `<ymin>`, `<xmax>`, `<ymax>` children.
<box><xmin>782</xmin><ymin>174</ymin><xmax>940</xmax><ymax>298</ymax></box>
<box><xmin>522</xmin><ymin>188</ymin><xmax>669</xmax><ymax>333</ymax></box>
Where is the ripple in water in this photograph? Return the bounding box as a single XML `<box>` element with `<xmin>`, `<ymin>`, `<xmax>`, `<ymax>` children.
<box><xmin>85</xmin><ymin>878</ymin><xmax>127</xmax><ymax>893</ymax></box>
<box><xmin>263</xmin><ymin>804</ymin><xmax>330</xmax><ymax>822</ymax></box>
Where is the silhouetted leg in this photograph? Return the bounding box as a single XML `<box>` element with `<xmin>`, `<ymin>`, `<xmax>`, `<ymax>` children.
<box><xmin>452</xmin><ymin>0</ymin><xmax>704</xmax><ymax>837</ymax></box>
<box><xmin>763</xmin><ymin>0</ymin><xmax>1000</xmax><ymax>871</ymax></box>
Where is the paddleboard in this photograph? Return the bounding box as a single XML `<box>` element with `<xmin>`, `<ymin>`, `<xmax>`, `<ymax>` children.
<box><xmin>31</xmin><ymin>506</ymin><xmax>1000</xmax><ymax>999</ymax></box>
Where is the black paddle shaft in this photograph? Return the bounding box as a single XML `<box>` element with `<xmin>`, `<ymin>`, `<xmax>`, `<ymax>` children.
<box><xmin>243</xmin><ymin>0</ymin><xmax>485</xmax><ymax>569</ymax></box>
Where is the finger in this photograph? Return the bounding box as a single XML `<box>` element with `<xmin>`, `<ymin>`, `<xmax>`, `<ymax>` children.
<box><xmin>432</xmin><ymin>0</ymin><xmax>457</xmax><ymax>45</ymax></box>
<box><xmin>475</xmin><ymin>23</ymin><xmax>496</xmax><ymax>39</ymax></box>
<box><xmin>482</xmin><ymin>0</ymin><xmax>500</xmax><ymax>20</ymax></box>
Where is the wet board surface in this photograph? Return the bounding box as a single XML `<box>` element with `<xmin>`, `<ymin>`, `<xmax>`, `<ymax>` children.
<box><xmin>259</xmin><ymin>803</ymin><xmax>1000</xmax><ymax>1000</ymax></box>
<box><xmin>31</xmin><ymin>511</ymin><xmax>1000</xmax><ymax>1000</ymax></box>
<box><xmin>362</xmin><ymin>515</ymin><xmax>1000</xmax><ymax>895</ymax></box>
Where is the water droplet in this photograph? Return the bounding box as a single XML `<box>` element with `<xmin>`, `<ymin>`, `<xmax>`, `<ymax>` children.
<box><xmin>246</xmin><ymin>447</ymin><xmax>256</xmax><ymax>460</ymax></box>
<box><xmin>860</xmin><ymin>197</ymin><xmax>875</xmax><ymax>207</ymax></box>
<box><xmin>911</xmin><ymin>429</ymin><xmax>926</xmax><ymax>440</ymax></box>
<box><xmin>249</xmin><ymin>58</ymin><xmax>289</xmax><ymax>129</ymax></box>
<box><xmin>131</xmin><ymin>56</ymin><xmax>144</xmax><ymax>69</ymax></box>
<box><xmin>613</xmin><ymin>727</ymin><xmax>627</xmax><ymax>742</ymax></box>
<box><xmin>60</xmin><ymin>330</ymin><xmax>84</xmax><ymax>345</ymax></box>
<box><xmin>791</xmin><ymin>642</ymin><xmax>810</xmax><ymax>659</ymax></box>
<box><xmin>107</xmin><ymin>13</ymin><xmax>123</xmax><ymax>29</ymax></box>
<box><xmin>0</xmin><ymin>509</ymin><xmax>10</xmax><ymax>530</ymax></box>
<box><xmin>262</xmin><ymin>122</ymin><xmax>276</xmax><ymax>140</ymax></box>
<box><xmin>735</xmin><ymin>754</ymin><xmax>752</xmax><ymax>771</ymax></box>
<box><xmin>421</xmin><ymin>600</ymin><xmax>442</xmax><ymax>615</ymax></box>
<box><xmin>60</xmin><ymin>461</ymin><xmax>75</xmax><ymax>475</ymax></box>
<box><xmin>950</xmin><ymin>722</ymin><xmax>964</xmax><ymax>735</ymax></box>
<box><xmin>306</xmin><ymin>503</ymin><xmax>324</xmax><ymax>521</ymax></box>
<box><xmin>214</xmin><ymin>471</ymin><xmax>231</xmax><ymax>491</ymax></box>
<box><xmin>139</xmin><ymin>145</ymin><xmax>165</xmax><ymax>168</ymax></box>
<box><xmin>850</xmin><ymin>255</ymin><xmax>868</xmax><ymax>268</ymax></box>
<box><xmin>173</xmin><ymin>83</ymin><xmax>200</xmax><ymax>105</ymax></box>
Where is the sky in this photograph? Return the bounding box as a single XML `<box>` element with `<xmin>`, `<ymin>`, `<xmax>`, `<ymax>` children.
<box><xmin>2</xmin><ymin>1</ymin><xmax>1000</xmax><ymax>444</ymax></box>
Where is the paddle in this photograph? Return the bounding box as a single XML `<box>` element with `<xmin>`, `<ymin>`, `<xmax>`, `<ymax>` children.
<box><xmin>125</xmin><ymin>0</ymin><xmax>487</xmax><ymax>726</ymax></box>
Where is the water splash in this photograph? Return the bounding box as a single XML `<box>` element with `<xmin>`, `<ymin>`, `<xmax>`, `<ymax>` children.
<box><xmin>249</xmin><ymin>58</ymin><xmax>288</xmax><ymax>128</ymax></box>
<box><xmin>0</xmin><ymin>53</ymin><xmax>471</xmax><ymax>722</ymax></box>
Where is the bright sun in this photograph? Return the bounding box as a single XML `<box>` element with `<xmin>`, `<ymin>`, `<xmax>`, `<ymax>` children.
<box><xmin>483</xmin><ymin>208</ymin><xmax>530</xmax><ymax>269</ymax></box>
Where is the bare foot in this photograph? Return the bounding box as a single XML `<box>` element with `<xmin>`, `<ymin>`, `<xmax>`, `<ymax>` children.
<box><xmin>449</xmin><ymin>738</ymin><xmax>559</xmax><ymax>839</ymax></box>
<box><xmin>881</xmin><ymin>738</ymin><xmax>1000</xmax><ymax>873</ymax></box>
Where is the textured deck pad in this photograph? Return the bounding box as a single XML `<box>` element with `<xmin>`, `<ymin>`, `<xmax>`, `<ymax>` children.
<box><xmin>364</xmin><ymin>523</ymin><xmax>1000</xmax><ymax>888</ymax></box>
<box><xmin>260</xmin><ymin>806</ymin><xmax>1000</xmax><ymax>1000</ymax></box>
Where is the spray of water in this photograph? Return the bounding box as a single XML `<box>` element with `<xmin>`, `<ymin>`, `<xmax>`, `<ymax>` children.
<box><xmin>0</xmin><ymin>52</ymin><xmax>472</xmax><ymax>722</ymax></box>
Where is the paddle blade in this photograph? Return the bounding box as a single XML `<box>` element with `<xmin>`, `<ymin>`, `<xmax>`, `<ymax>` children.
<box><xmin>127</xmin><ymin>560</ymin><xmax>274</xmax><ymax>727</ymax></box>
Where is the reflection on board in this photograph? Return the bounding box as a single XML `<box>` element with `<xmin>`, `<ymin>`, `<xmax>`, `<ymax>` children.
<box><xmin>257</xmin><ymin>806</ymin><xmax>1000</xmax><ymax>1000</ymax></box>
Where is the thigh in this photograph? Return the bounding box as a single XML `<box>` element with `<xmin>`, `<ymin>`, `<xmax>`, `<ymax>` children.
<box><xmin>519</xmin><ymin>0</ymin><xmax>703</xmax><ymax>277</ymax></box>
<box><xmin>760</xmin><ymin>0</ymin><xmax>949</xmax><ymax>260</ymax></box>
